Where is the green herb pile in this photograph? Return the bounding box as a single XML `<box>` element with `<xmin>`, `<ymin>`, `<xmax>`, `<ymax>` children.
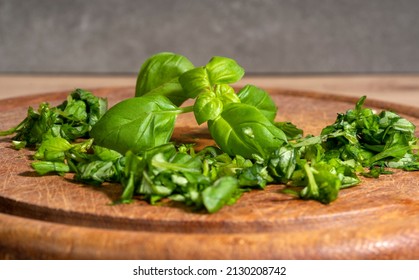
<box><xmin>1</xmin><ymin>52</ymin><xmax>418</xmax><ymax>213</ymax></box>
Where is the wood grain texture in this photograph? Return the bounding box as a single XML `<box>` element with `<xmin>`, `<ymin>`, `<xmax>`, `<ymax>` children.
<box><xmin>0</xmin><ymin>87</ymin><xmax>418</xmax><ymax>260</ymax></box>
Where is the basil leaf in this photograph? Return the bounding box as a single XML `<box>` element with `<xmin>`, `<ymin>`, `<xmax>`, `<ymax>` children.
<box><xmin>75</xmin><ymin>161</ymin><xmax>117</xmax><ymax>185</ymax></box>
<box><xmin>90</xmin><ymin>96</ymin><xmax>179</xmax><ymax>154</ymax></box>
<box><xmin>214</xmin><ymin>84</ymin><xmax>240</xmax><ymax>105</ymax></box>
<box><xmin>205</xmin><ymin>56</ymin><xmax>245</xmax><ymax>85</ymax></box>
<box><xmin>120</xmin><ymin>151</ymin><xmax>144</xmax><ymax>203</ymax></box>
<box><xmin>31</xmin><ymin>161</ymin><xmax>70</xmax><ymax>176</ymax></box>
<box><xmin>368</xmin><ymin>132</ymin><xmax>411</xmax><ymax>165</ymax></box>
<box><xmin>268</xmin><ymin>144</ymin><xmax>297</xmax><ymax>181</ymax></box>
<box><xmin>379</xmin><ymin>111</ymin><xmax>416</xmax><ymax>136</ymax></box>
<box><xmin>135</xmin><ymin>52</ymin><xmax>195</xmax><ymax>106</ymax></box>
<box><xmin>194</xmin><ymin>91</ymin><xmax>223</xmax><ymax>124</ymax></box>
<box><xmin>388</xmin><ymin>153</ymin><xmax>419</xmax><ymax>170</ymax></box>
<box><xmin>208</xmin><ymin>103</ymin><xmax>288</xmax><ymax>159</ymax></box>
<box><xmin>150</xmin><ymin>151</ymin><xmax>203</xmax><ymax>175</ymax></box>
<box><xmin>237</xmin><ymin>85</ymin><xmax>277</xmax><ymax>122</ymax></box>
<box><xmin>61</xmin><ymin>99</ymin><xmax>88</xmax><ymax>122</ymax></box>
<box><xmin>34</xmin><ymin>137</ymin><xmax>72</xmax><ymax>161</ymax></box>
<box><xmin>237</xmin><ymin>163</ymin><xmax>273</xmax><ymax>188</ymax></box>
<box><xmin>202</xmin><ymin>176</ymin><xmax>239</xmax><ymax>213</ymax></box>
<box><xmin>92</xmin><ymin>145</ymin><xmax>123</xmax><ymax>161</ymax></box>
<box><xmin>178</xmin><ymin>66</ymin><xmax>212</xmax><ymax>99</ymax></box>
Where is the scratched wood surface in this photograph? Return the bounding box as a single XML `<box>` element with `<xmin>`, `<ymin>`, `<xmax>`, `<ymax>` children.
<box><xmin>0</xmin><ymin>87</ymin><xmax>418</xmax><ymax>259</ymax></box>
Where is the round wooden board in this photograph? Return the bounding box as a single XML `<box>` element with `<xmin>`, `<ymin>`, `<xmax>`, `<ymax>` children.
<box><xmin>1</xmin><ymin>87</ymin><xmax>418</xmax><ymax>260</ymax></box>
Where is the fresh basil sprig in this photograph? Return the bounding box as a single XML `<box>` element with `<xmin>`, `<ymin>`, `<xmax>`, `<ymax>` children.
<box><xmin>96</xmin><ymin>54</ymin><xmax>288</xmax><ymax>160</ymax></box>
<box><xmin>178</xmin><ymin>56</ymin><xmax>288</xmax><ymax>159</ymax></box>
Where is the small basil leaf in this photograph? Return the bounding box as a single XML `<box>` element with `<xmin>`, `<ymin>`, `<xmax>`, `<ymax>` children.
<box><xmin>178</xmin><ymin>66</ymin><xmax>212</xmax><ymax>99</ymax></box>
<box><xmin>75</xmin><ymin>161</ymin><xmax>117</xmax><ymax>185</ymax></box>
<box><xmin>237</xmin><ymin>164</ymin><xmax>273</xmax><ymax>188</ymax></box>
<box><xmin>92</xmin><ymin>145</ymin><xmax>122</xmax><ymax>161</ymax></box>
<box><xmin>150</xmin><ymin>151</ymin><xmax>203</xmax><ymax>174</ymax></box>
<box><xmin>90</xmin><ymin>96</ymin><xmax>179</xmax><ymax>154</ymax></box>
<box><xmin>379</xmin><ymin>111</ymin><xmax>415</xmax><ymax>134</ymax></box>
<box><xmin>61</xmin><ymin>100</ymin><xmax>88</xmax><ymax>122</ymax></box>
<box><xmin>388</xmin><ymin>153</ymin><xmax>419</xmax><ymax>170</ymax></box>
<box><xmin>268</xmin><ymin>145</ymin><xmax>296</xmax><ymax>181</ymax></box>
<box><xmin>205</xmin><ymin>56</ymin><xmax>245</xmax><ymax>85</ymax></box>
<box><xmin>135</xmin><ymin>52</ymin><xmax>195</xmax><ymax>106</ymax></box>
<box><xmin>194</xmin><ymin>91</ymin><xmax>223</xmax><ymax>125</ymax></box>
<box><xmin>31</xmin><ymin>161</ymin><xmax>70</xmax><ymax>176</ymax></box>
<box><xmin>119</xmin><ymin>151</ymin><xmax>145</xmax><ymax>203</ymax></box>
<box><xmin>34</xmin><ymin>137</ymin><xmax>72</xmax><ymax>161</ymax></box>
<box><xmin>214</xmin><ymin>84</ymin><xmax>240</xmax><ymax>105</ymax></box>
<box><xmin>368</xmin><ymin>134</ymin><xmax>411</xmax><ymax>165</ymax></box>
<box><xmin>237</xmin><ymin>85</ymin><xmax>277</xmax><ymax>122</ymax></box>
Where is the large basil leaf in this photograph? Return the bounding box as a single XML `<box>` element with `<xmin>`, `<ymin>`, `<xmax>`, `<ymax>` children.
<box><xmin>90</xmin><ymin>96</ymin><xmax>179</xmax><ymax>154</ymax></box>
<box><xmin>135</xmin><ymin>52</ymin><xmax>194</xmax><ymax>106</ymax></box>
<box><xmin>237</xmin><ymin>85</ymin><xmax>277</xmax><ymax>122</ymax></box>
<box><xmin>208</xmin><ymin>103</ymin><xmax>288</xmax><ymax>159</ymax></box>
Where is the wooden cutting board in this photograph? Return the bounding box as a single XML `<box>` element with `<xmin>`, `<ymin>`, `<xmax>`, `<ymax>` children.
<box><xmin>1</xmin><ymin>87</ymin><xmax>418</xmax><ymax>260</ymax></box>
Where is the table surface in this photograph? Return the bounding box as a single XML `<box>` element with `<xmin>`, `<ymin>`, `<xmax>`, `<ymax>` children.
<box><xmin>0</xmin><ymin>74</ymin><xmax>418</xmax><ymax>108</ymax></box>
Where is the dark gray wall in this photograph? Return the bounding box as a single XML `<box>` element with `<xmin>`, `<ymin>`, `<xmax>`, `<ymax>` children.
<box><xmin>1</xmin><ymin>0</ymin><xmax>419</xmax><ymax>74</ymax></box>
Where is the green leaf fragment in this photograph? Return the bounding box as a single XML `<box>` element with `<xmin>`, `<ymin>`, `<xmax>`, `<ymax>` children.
<box><xmin>202</xmin><ymin>176</ymin><xmax>239</xmax><ymax>213</ymax></box>
<box><xmin>31</xmin><ymin>161</ymin><xmax>70</xmax><ymax>176</ymax></box>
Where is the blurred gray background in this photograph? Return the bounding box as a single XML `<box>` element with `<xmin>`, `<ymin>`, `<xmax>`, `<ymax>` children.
<box><xmin>1</xmin><ymin>0</ymin><xmax>419</xmax><ymax>74</ymax></box>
